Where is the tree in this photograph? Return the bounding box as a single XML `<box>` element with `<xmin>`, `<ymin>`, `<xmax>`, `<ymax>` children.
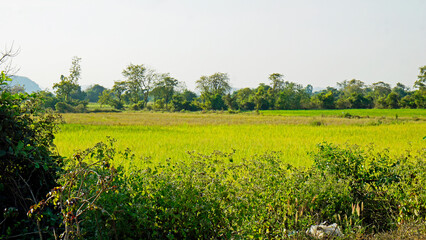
<box><xmin>414</xmin><ymin>66</ymin><xmax>426</xmax><ymax>91</ymax></box>
<box><xmin>196</xmin><ymin>72</ymin><xmax>231</xmax><ymax>110</ymax></box>
<box><xmin>0</xmin><ymin>44</ymin><xmax>20</xmax><ymax>75</ymax></box>
<box><xmin>305</xmin><ymin>84</ymin><xmax>313</xmax><ymax>96</ymax></box>
<box><xmin>181</xmin><ymin>89</ymin><xmax>197</xmax><ymax>102</ymax></box>
<box><xmin>223</xmin><ymin>93</ymin><xmax>237</xmax><ymax>110</ymax></box>
<box><xmin>270</xmin><ymin>81</ymin><xmax>312</xmax><ymax>110</ymax></box>
<box><xmin>372</xmin><ymin>82</ymin><xmax>391</xmax><ymax>96</ymax></box>
<box><xmin>336</xmin><ymin>79</ymin><xmax>372</xmax><ymax>109</ymax></box>
<box><xmin>53</xmin><ymin>75</ymin><xmax>79</xmax><ymax>102</ymax></box>
<box><xmin>392</xmin><ymin>83</ymin><xmax>409</xmax><ymax>98</ymax></box>
<box><xmin>151</xmin><ymin>74</ymin><xmax>179</xmax><ymax>109</ymax></box>
<box><xmin>122</xmin><ymin>64</ymin><xmax>157</xmax><ymax>107</ymax></box>
<box><xmin>112</xmin><ymin>81</ymin><xmax>127</xmax><ymax>103</ymax></box>
<box><xmin>338</xmin><ymin>79</ymin><xmax>366</xmax><ymax>96</ymax></box>
<box><xmin>52</xmin><ymin>57</ymin><xmax>89</xmax><ymax>113</ymax></box>
<box><xmin>98</xmin><ymin>81</ymin><xmax>129</xmax><ymax>110</ymax></box>
<box><xmin>4</xmin><ymin>84</ymin><xmax>25</xmax><ymax>94</ymax></box>
<box><xmin>385</xmin><ymin>92</ymin><xmax>400</xmax><ymax>109</ymax></box>
<box><xmin>85</xmin><ymin>84</ymin><xmax>107</xmax><ymax>102</ymax></box>
<box><xmin>371</xmin><ymin>82</ymin><xmax>391</xmax><ymax>108</ymax></box>
<box><xmin>53</xmin><ymin>56</ymin><xmax>82</xmax><ymax>103</ymax></box>
<box><xmin>98</xmin><ymin>89</ymin><xmax>124</xmax><ymax>110</ymax></box>
<box><xmin>254</xmin><ymin>84</ymin><xmax>268</xmax><ymax>110</ymax></box>
<box><xmin>196</xmin><ymin>72</ymin><xmax>231</xmax><ymax>98</ymax></box>
<box><xmin>411</xmin><ymin>66</ymin><xmax>426</xmax><ymax>108</ymax></box>
<box><xmin>39</xmin><ymin>90</ymin><xmax>60</xmax><ymax>110</ymax></box>
<box><xmin>314</xmin><ymin>90</ymin><xmax>336</xmax><ymax>109</ymax></box>
<box><xmin>268</xmin><ymin>73</ymin><xmax>285</xmax><ymax>92</ymax></box>
<box><xmin>69</xmin><ymin>56</ymin><xmax>82</xmax><ymax>82</ymax></box>
<box><xmin>234</xmin><ymin>88</ymin><xmax>255</xmax><ymax>110</ymax></box>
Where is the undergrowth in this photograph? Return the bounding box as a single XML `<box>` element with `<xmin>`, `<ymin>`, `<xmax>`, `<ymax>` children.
<box><xmin>31</xmin><ymin>139</ymin><xmax>426</xmax><ymax>239</ymax></box>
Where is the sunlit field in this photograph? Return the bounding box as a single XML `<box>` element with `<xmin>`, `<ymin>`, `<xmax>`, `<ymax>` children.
<box><xmin>261</xmin><ymin>108</ymin><xmax>426</xmax><ymax>118</ymax></box>
<box><xmin>55</xmin><ymin>110</ymin><xmax>426</xmax><ymax>168</ymax></box>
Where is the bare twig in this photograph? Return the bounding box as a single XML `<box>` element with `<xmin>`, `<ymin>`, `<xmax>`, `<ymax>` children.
<box><xmin>0</xmin><ymin>42</ymin><xmax>20</xmax><ymax>75</ymax></box>
<box><xmin>4</xmin><ymin>231</ymin><xmax>41</xmax><ymax>239</ymax></box>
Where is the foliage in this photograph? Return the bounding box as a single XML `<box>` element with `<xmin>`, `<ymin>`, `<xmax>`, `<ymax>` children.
<box><xmin>151</xmin><ymin>74</ymin><xmax>179</xmax><ymax>109</ymax></box>
<box><xmin>53</xmin><ymin>57</ymin><xmax>81</xmax><ymax>102</ymax></box>
<box><xmin>122</xmin><ymin>64</ymin><xmax>157</xmax><ymax>106</ymax></box>
<box><xmin>29</xmin><ymin>138</ymin><xmax>119</xmax><ymax>239</ymax></box>
<box><xmin>234</xmin><ymin>88</ymin><xmax>255</xmax><ymax>110</ymax></box>
<box><xmin>39</xmin><ymin>64</ymin><xmax>426</xmax><ymax>112</ymax></box>
<box><xmin>98</xmin><ymin>89</ymin><xmax>124</xmax><ymax>110</ymax></box>
<box><xmin>39</xmin><ymin>90</ymin><xmax>60</xmax><ymax>110</ymax></box>
<box><xmin>52</xmin><ymin>56</ymin><xmax>88</xmax><ymax>112</ymax></box>
<box><xmin>269</xmin><ymin>73</ymin><xmax>285</xmax><ymax>92</ymax></box>
<box><xmin>55</xmin><ymin>102</ymin><xmax>88</xmax><ymax>113</ymax></box>
<box><xmin>43</xmin><ymin>138</ymin><xmax>426</xmax><ymax>239</ymax></box>
<box><xmin>85</xmin><ymin>84</ymin><xmax>107</xmax><ymax>103</ymax></box>
<box><xmin>170</xmin><ymin>93</ymin><xmax>200</xmax><ymax>111</ymax></box>
<box><xmin>130</xmin><ymin>100</ymin><xmax>145</xmax><ymax>111</ymax></box>
<box><xmin>312</xmin><ymin>142</ymin><xmax>426</xmax><ymax>231</ymax></box>
<box><xmin>196</xmin><ymin>72</ymin><xmax>231</xmax><ymax>110</ymax></box>
<box><xmin>53</xmin><ymin>75</ymin><xmax>80</xmax><ymax>103</ymax></box>
<box><xmin>0</xmin><ymin>72</ymin><xmax>62</xmax><ymax>239</ymax></box>
<box><xmin>414</xmin><ymin>65</ymin><xmax>426</xmax><ymax>91</ymax></box>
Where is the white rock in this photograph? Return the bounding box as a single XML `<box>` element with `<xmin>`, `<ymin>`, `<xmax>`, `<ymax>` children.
<box><xmin>306</xmin><ymin>222</ymin><xmax>343</xmax><ymax>239</ymax></box>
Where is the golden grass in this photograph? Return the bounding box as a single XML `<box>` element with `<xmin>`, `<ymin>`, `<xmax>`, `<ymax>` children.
<box><xmin>60</xmin><ymin>111</ymin><xmax>424</xmax><ymax>126</ymax></box>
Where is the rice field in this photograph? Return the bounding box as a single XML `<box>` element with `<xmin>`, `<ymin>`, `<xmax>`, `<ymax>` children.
<box><xmin>261</xmin><ymin>108</ymin><xmax>426</xmax><ymax>118</ymax></box>
<box><xmin>54</xmin><ymin>110</ymin><xmax>426</xmax><ymax>168</ymax></box>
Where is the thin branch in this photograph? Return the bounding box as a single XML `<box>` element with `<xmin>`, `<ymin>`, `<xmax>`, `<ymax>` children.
<box><xmin>0</xmin><ymin>42</ymin><xmax>21</xmax><ymax>75</ymax></box>
<box><xmin>4</xmin><ymin>231</ymin><xmax>41</xmax><ymax>239</ymax></box>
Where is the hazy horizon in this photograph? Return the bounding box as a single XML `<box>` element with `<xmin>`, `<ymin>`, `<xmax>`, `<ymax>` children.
<box><xmin>2</xmin><ymin>0</ymin><xmax>425</xmax><ymax>91</ymax></box>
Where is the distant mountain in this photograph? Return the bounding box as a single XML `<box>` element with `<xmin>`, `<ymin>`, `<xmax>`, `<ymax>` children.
<box><xmin>312</xmin><ymin>86</ymin><xmax>325</xmax><ymax>93</ymax></box>
<box><xmin>81</xmin><ymin>85</ymin><xmax>91</xmax><ymax>91</ymax></box>
<box><xmin>9</xmin><ymin>76</ymin><xmax>42</xmax><ymax>93</ymax></box>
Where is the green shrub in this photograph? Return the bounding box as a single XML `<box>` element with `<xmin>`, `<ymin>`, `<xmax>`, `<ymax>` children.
<box><xmin>56</xmin><ymin>101</ymin><xmax>75</xmax><ymax>113</ymax></box>
<box><xmin>30</xmin><ymin>135</ymin><xmax>426</xmax><ymax>239</ymax></box>
<box><xmin>312</xmin><ymin>142</ymin><xmax>426</xmax><ymax>231</ymax></box>
<box><xmin>130</xmin><ymin>101</ymin><xmax>145</xmax><ymax>110</ymax></box>
<box><xmin>55</xmin><ymin>101</ymin><xmax>87</xmax><ymax>113</ymax></box>
<box><xmin>0</xmin><ymin>72</ymin><xmax>63</xmax><ymax>239</ymax></box>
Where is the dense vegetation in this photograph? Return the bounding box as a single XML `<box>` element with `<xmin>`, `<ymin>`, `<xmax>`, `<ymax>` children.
<box><xmin>38</xmin><ymin>57</ymin><xmax>425</xmax><ymax>113</ymax></box>
<box><xmin>0</xmin><ymin>72</ymin><xmax>62</xmax><ymax>238</ymax></box>
<box><xmin>1</xmin><ymin>52</ymin><xmax>425</xmax><ymax>239</ymax></box>
<box><xmin>15</xmin><ymin>137</ymin><xmax>426</xmax><ymax>239</ymax></box>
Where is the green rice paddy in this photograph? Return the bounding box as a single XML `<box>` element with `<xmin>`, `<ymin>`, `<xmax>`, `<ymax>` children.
<box><xmin>54</xmin><ymin>110</ymin><xmax>426</xmax><ymax>168</ymax></box>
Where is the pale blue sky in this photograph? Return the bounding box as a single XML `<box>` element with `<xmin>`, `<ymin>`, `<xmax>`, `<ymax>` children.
<box><xmin>2</xmin><ymin>0</ymin><xmax>425</xmax><ymax>91</ymax></box>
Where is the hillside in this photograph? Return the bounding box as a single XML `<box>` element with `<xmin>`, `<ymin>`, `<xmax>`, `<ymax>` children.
<box><xmin>10</xmin><ymin>75</ymin><xmax>42</xmax><ymax>93</ymax></box>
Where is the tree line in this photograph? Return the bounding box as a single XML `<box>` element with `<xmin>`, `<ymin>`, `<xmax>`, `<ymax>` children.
<box><xmin>36</xmin><ymin>57</ymin><xmax>426</xmax><ymax>112</ymax></box>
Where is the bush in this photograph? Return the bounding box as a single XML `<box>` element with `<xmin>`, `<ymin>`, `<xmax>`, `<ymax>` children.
<box><xmin>30</xmin><ymin>138</ymin><xmax>120</xmax><ymax>239</ymax></box>
<box><xmin>55</xmin><ymin>101</ymin><xmax>88</xmax><ymax>113</ymax></box>
<box><xmin>108</xmin><ymin>143</ymin><xmax>424</xmax><ymax>238</ymax></box>
<box><xmin>111</xmin><ymin>100</ymin><xmax>124</xmax><ymax>110</ymax></box>
<box><xmin>154</xmin><ymin>99</ymin><xmax>165</xmax><ymax>110</ymax></box>
<box><xmin>55</xmin><ymin>101</ymin><xmax>75</xmax><ymax>113</ymax></box>
<box><xmin>130</xmin><ymin>101</ymin><xmax>145</xmax><ymax>110</ymax></box>
<box><xmin>312</xmin><ymin>142</ymin><xmax>426</xmax><ymax>231</ymax></box>
<box><xmin>29</xmin><ymin>135</ymin><xmax>426</xmax><ymax>239</ymax></box>
<box><xmin>0</xmin><ymin>72</ymin><xmax>63</xmax><ymax>239</ymax></box>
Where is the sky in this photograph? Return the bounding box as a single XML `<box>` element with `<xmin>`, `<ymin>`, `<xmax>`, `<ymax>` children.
<box><xmin>2</xmin><ymin>0</ymin><xmax>426</xmax><ymax>91</ymax></box>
